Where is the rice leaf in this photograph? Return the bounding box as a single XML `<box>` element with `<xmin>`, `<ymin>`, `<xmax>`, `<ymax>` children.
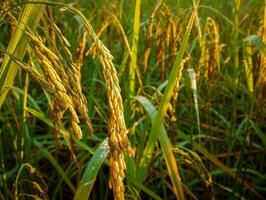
<box><xmin>135</xmin><ymin>95</ymin><xmax>184</xmax><ymax>200</ymax></box>
<box><xmin>74</xmin><ymin>139</ymin><xmax>109</xmax><ymax>200</ymax></box>
<box><xmin>0</xmin><ymin>0</ymin><xmax>45</xmax><ymax>108</ymax></box>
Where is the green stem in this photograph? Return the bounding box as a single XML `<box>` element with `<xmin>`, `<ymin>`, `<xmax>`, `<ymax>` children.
<box><xmin>129</xmin><ymin>0</ymin><xmax>141</xmax><ymax>98</ymax></box>
<box><xmin>232</xmin><ymin>0</ymin><xmax>240</xmax><ymax>140</ymax></box>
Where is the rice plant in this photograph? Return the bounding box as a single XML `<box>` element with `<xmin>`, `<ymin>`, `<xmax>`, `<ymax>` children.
<box><xmin>0</xmin><ymin>0</ymin><xmax>265</xmax><ymax>200</ymax></box>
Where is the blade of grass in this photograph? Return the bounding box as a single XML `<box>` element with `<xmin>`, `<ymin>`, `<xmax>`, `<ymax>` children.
<box><xmin>0</xmin><ymin>0</ymin><xmax>45</xmax><ymax>109</ymax></box>
<box><xmin>249</xmin><ymin>119</ymin><xmax>266</xmax><ymax>146</ymax></box>
<box><xmin>135</xmin><ymin>96</ymin><xmax>184</xmax><ymax>200</ymax></box>
<box><xmin>74</xmin><ymin>139</ymin><xmax>109</xmax><ymax>200</ymax></box>
<box><xmin>187</xmin><ymin>68</ymin><xmax>201</xmax><ymax>140</ymax></box>
<box><xmin>129</xmin><ymin>0</ymin><xmax>141</xmax><ymax>98</ymax></box>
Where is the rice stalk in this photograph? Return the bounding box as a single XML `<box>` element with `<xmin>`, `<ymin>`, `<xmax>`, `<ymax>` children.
<box><xmin>85</xmin><ymin>5</ymin><xmax>131</xmax><ymax>60</ymax></box>
<box><xmin>169</xmin><ymin>55</ymin><xmax>190</xmax><ymax>123</ymax></box>
<box><xmin>86</xmin><ymin>22</ymin><xmax>109</xmax><ymax>57</ymax></box>
<box><xmin>187</xmin><ymin>68</ymin><xmax>201</xmax><ymax>139</ymax></box>
<box><xmin>243</xmin><ymin>43</ymin><xmax>254</xmax><ymax>93</ymax></box>
<box><xmin>129</xmin><ymin>0</ymin><xmax>141</xmax><ymax>97</ymax></box>
<box><xmin>46</xmin><ymin>4</ymin><xmax>136</xmax><ymax>197</ymax></box>
<box><xmin>258</xmin><ymin>0</ymin><xmax>266</xmax><ymax>113</ymax></box>
<box><xmin>143</xmin><ymin>0</ymin><xmax>163</xmax><ymax>73</ymax></box>
<box><xmin>39</xmin><ymin>2</ymin><xmax>136</xmax><ymax>199</ymax></box>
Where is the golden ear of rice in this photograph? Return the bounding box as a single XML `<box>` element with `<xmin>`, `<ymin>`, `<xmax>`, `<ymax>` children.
<box><xmin>14</xmin><ymin>164</ymin><xmax>49</xmax><ymax>200</ymax></box>
<box><xmin>24</xmin><ymin>28</ymin><xmax>91</xmax><ymax>142</ymax></box>
<box><xmin>172</xmin><ymin>147</ymin><xmax>214</xmax><ymax>197</ymax></box>
<box><xmin>258</xmin><ymin>0</ymin><xmax>266</xmax><ymax>113</ymax></box>
<box><xmin>83</xmin><ymin>21</ymin><xmax>134</xmax><ymax>199</ymax></box>
<box><xmin>143</xmin><ymin>2</ymin><xmax>182</xmax><ymax>80</ymax></box>
<box><xmin>199</xmin><ymin>17</ymin><xmax>221</xmax><ymax>81</ymax></box>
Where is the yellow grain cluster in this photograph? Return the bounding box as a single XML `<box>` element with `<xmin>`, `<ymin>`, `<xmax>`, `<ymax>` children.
<box><xmin>199</xmin><ymin>17</ymin><xmax>222</xmax><ymax>80</ymax></box>
<box><xmin>168</xmin><ymin>56</ymin><xmax>191</xmax><ymax>123</ymax></box>
<box><xmin>75</xmin><ymin>29</ymin><xmax>88</xmax><ymax>70</ymax></box>
<box><xmin>0</xmin><ymin>0</ymin><xmax>16</xmax><ymax>34</ymax></box>
<box><xmin>14</xmin><ymin>164</ymin><xmax>49</xmax><ymax>200</ymax></box>
<box><xmin>258</xmin><ymin>0</ymin><xmax>266</xmax><ymax>112</ymax></box>
<box><xmin>143</xmin><ymin>1</ymin><xmax>183</xmax><ymax>80</ymax></box>
<box><xmin>25</xmin><ymin>30</ymin><xmax>85</xmax><ymax>140</ymax></box>
<box><xmin>97</xmin><ymin>43</ymin><xmax>134</xmax><ymax>200</ymax></box>
<box><xmin>19</xmin><ymin>14</ymin><xmax>93</xmax><ymax>141</ymax></box>
<box><xmin>80</xmin><ymin>15</ymin><xmax>134</xmax><ymax>199</ymax></box>
<box><xmin>53</xmin><ymin>22</ymin><xmax>93</xmax><ymax>136</ymax></box>
<box><xmin>173</xmin><ymin>147</ymin><xmax>214</xmax><ymax>196</ymax></box>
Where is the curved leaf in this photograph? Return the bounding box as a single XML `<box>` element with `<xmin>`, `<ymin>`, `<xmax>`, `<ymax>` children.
<box><xmin>74</xmin><ymin>139</ymin><xmax>109</xmax><ymax>200</ymax></box>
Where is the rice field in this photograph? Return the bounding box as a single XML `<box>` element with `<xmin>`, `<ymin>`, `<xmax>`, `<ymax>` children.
<box><xmin>0</xmin><ymin>0</ymin><xmax>265</xmax><ymax>199</ymax></box>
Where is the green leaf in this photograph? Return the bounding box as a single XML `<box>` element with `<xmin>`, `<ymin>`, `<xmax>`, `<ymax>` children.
<box><xmin>74</xmin><ymin>139</ymin><xmax>109</xmax><ymax>200</ymax></box>
<box><xmin>0</xmin><ymin>0</ymin><xmax>45</xmax><ymax>108</ymax></box>
<box><xmin>135</xmin><ymin>96</ymin><xmax>184</xmax><ymax>200</ymax></box>
<box><xmin>249</xmin><ymin>119</ymin><xmax>266</xmax><ymax>146</ymax></box>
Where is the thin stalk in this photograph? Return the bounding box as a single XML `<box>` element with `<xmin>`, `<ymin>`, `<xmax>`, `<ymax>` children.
<box><xmin>232</xmin><ymin>0</ymin><xmax>241</xmax><ymax>143</ymax></box>
<box><xmin>21</xmin><ymin>72</ymin><xmax>29</xmax><ymax>161</ymax></box>
<box><xmin>187</xmin><ymin>68</ymin><xmax>201</xmax><ymax>141</ymax></box>
<box><xmin>119</xmin><ymin>0</ymin><xmax>125</xmax><ymax>20</ymax></box>
<box><xmin>193</xmin><ymin>0</ymin><xmax>204</xmax><ymax>77</ymax></box>
<box><xmin>129</xmin><ymin>0</ymin><xmax>141</xmax><ymax>98</ymax></box>
<box><xmin>177</xmin><ymin>0</ymin><xmax>182</xmax><ymax>16</ymax></box>
<box><xmin>22</xmin><ymin>73</ymin><xmax>29</xmax><ymax>122</ymax></box>
<box><xmin>233</xmin><ymin>0</ymin><xmax>240</xmax><ymax>82</ymax></box>
<box><xmin>193</xmin><ymin>0</ymin><xmax>202</xmax><ymax>39</ymax></box>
